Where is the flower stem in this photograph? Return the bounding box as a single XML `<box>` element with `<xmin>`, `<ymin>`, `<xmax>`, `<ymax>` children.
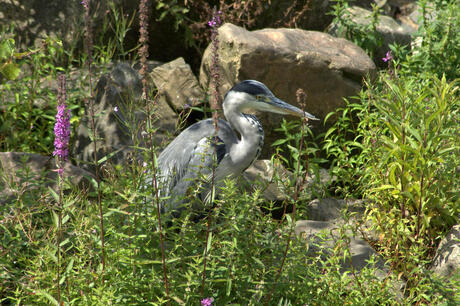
<box><xmin>138</xmin><ymin>0</ymin><xmax>170</xmax><ymax>303</ymax></box>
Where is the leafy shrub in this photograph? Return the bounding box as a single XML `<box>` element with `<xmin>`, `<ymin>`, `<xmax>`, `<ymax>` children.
<box><xmin>325</xmin><ymin>74</ymin><xmax>458</xmax><ymax>305</ymax></box>
<box><xmin>323</xmin><ymin>3</ymin><xmax>459</xmax><ymax>302</ymax></box>
<box><xmin>366</xmin><ymin>72</ymin><xmax>458</xmax><ymax>264</ymax></box>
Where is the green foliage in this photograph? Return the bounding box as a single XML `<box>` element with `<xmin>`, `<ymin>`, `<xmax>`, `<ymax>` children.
<box><xmin>1</xmin><ymin>161</ymin><xmax>426</xmax><ymax>305</ymax></box>
<box><xmin>401</xmin><ymin>0</ymin><xmax>460</xmax><ymax>80</ymax></box>
<box><xmin>273</xmin><ymin>118</ymin><xmax>324</xmax><ymax>172</ymax></box>
<box><xmin>0</xmin><ymin>28</ymin><xmax>21</xmax><ymax>83</ymax></box>
<box><xmin>0</xmin><ymin>34</ymin><xmax>82</xmax><ymax>154</ymax></box>
<box><xmin>323</xmin><ymin>94</ymin><xmax>371</xmax><ymax>198</ymax></box>
<box><xmin>273</xmin><ymin>118</ymin><xmax>330</xmax><ymax>208</ymax></box>
<box><xmin>325</xmin><ymin>76</ymin><xmax>459</xmax><ymax>302</ymax></box>
<box><xmin>364</xmin><ymin>74</ymin><xmax>459</xmax><ymax>278</ymax></box>
<box><xmin>323</xmin><ymin>12</ymin><xmax>459</xmax><ymax>303</ymax></box>
<box><xmin>329</xmin><ymin>0</ymin><xmax>384</xmax><ymax>59</ymax></box>
<box><xmin>322</xmin><ymin>3</ymin><xmax>459</xmax><ymax>302</ymax></box>
<box><xmin>155</xmin><ymin>0</ymin><xmax>190</xmax><ymax>31</ymax></box>
<box><xmin>92</xmin><ymin>1</ymin><xmax>139</xmax><ymax>64</ymax></box>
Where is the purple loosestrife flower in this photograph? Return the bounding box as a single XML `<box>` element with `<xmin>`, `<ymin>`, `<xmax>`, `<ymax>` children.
<box><xmin>138</xmin><ymin>0</ymin><xmax>150</xmax><ymax>92</ymax></box>
<box><xmin>53</xmin><ymin>75</ymin><xmax>71</xmax><ymax>162</ymax></box>
<box><xmin>53</xmin><ymin>104</ymin><xmax>71</xmax><ymax>160</ymax></box>
<box><xmin>81</xmin><ymin>0</ymin><xmax>89</xmax><ymax>10</ymax></box>
<box><xmin>207</xmin><ymin>11</ymin><xmax>222</xmax><ymax>28</ymax></box>
<box><xmin>208</xmin><ymin>9</ymin><xmax>223</xmax><ymax>114</ymax></box>
<box><xmin>382</xmin><ymin>51</ymin><xmax>393</xmax><ymax>63</ymax></box>
<box><xmin>201</xmin><ymin>297</ymin><xmax>214</xmax><ymax>306</ymax></box>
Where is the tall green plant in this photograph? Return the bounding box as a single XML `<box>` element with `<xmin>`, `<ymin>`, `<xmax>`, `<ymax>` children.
<box><xmin>365</xmin><ymin>74</ymin><xmax>459</xmax><ymax>267</ymax></box>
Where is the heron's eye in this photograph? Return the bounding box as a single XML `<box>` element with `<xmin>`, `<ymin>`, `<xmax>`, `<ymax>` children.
<box><xmin>256</xmin><ymin>95</ymin><xmax>263</xmax><ymax>101</ymax></box>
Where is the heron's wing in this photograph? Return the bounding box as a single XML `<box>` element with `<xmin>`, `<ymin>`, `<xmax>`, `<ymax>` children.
<box><xmin>157</xmin><ymin>118</ymin><xmax>237</xmax><ymax>199</ymax></box>
<box><xmin>163</xmin><ymin>135</ymin><xmax>227</xmax><ymax>212</ymax></box>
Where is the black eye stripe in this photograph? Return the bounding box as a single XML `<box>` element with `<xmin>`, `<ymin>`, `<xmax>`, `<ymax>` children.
<box><xmin>228</xmin><ymin>80</ymin><xmax>272</xmax><ymax>96</ymax></box>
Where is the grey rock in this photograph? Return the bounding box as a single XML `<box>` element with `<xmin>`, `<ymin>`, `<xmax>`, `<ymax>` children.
<box><xmin>295</xmin><ymin>219</ymin><xmax>386</xmax><ymax>273</ymax></box>
<box><xmin>72</xmin><ymin>63</ymin><xmax>145</xmax><ymax>172</ymax></box>
<box><xmin>148</xmin><ymin>58</ymin><xmax>208</xmax><ymax>149</ymax></box>
<box><xmin>327</xmin><ymin>6</ymin><xmax>415</xmax><ymax>64</ymax></box>
<box><xmin>242</xmin><ymin>159</ymin><xmax>293</xmax><ymax>202</ymax></box>
<box><xmin>431</xmin><ymin>225</ymin><xmax>460</xmax><ymax>279</ymax></box>
<box><xmin>306</xmin><ymin>198</ymin><xmax>366</xmax><ymax>222</ymax></box>
<box><xmin>0</xmin><ymin>0</ymin><xmax>83</xmax><ymax>50</ymax></box>
<box><xmin>0</xmin><ymin>152</ymin><xmax>94</xmax><ymax>204</ymax></box>
<box><xmin>243</xmin><ymin>160</ymin><xmax>334</xmax><ymax>202</ymax></box>
<box><xmin>150</xmin><ymin>57</ymin><xmax>206</xmax><ymax>112</ymax></box>
<box><xmin>200</xmin><ymin>23</ymin><xmax>375</xmax><ymax>157</ymax></box>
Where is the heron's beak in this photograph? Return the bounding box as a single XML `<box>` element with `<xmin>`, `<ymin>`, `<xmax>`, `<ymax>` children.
<box><xmin>267</xmin><ymin>96</ymin><xmax>318</xmax><ymax>121</ymax></box>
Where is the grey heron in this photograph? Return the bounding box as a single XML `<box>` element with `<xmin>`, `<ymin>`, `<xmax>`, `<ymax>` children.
<box><xmin>156</xmin><ymin>80</ymin><xmax>317</xmax><ymax>216</ymax></box>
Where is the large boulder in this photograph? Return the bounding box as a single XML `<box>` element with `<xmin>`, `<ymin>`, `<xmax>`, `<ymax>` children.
<box><xmin>200</xmin><ymin>23</ymin><xmax>375</xmax><ymax>156</ymax></box>
<box><xmin>72</xmin><ymin>61</ymin><xmax>197</xmax><ymax>171</ymax></box>
<box><xmin>149</xmin><ymin>57</ymin><xmax>207</xmax><ymax>148</ymax></box>
<box><xmin>72</xmin><ymin>63</ymin><xmax>145</xmax><ymax>171</ymax></box>
<box><xmin>150</xmin><ymin>57</ymin><xmax>206</xmax><ymax>112</ymax></box>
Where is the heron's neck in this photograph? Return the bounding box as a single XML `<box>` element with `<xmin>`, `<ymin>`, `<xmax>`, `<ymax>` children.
<box><xmin>226</xmin><ymin>110</ymin><xmax>264</xmax><ymax>166</ymax></box>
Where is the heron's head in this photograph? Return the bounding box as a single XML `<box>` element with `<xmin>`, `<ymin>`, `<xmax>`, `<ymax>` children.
<box><xmin>223</xmin><ymin>80</ymin><xmax>318</xmax><ymax>120</ymax></box>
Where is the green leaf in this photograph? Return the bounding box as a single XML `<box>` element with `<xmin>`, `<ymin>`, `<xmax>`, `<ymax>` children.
<box><xmin>0</xmin><ymin>38</ymin><xmax>15</xmax><ymax>59</ymax></box>
<box><xmin>271</xmin><ymin>138</ymin><xmax>288</xmax><ymax>146</ymax></box>
<box><xmin>370</xmin><ymin>184</ymin><xmax>397</xmax><ymax>192</ymax></box>
<box><xmin>404</xmin><ymin>124</ymin><xmax>423</xmax><ymax>144</ymax></box>
<box><xmin>0</xmin><ymin>62</ymin><xmax>20</xmax><ymax>80</ymax></box>
<box><xmin>48</xmin><ymin>186</ymin><xmax>59</xmax><ymax>202</ymax></box>
<box><xmin>97</xmin><ymin>147</ymin><xmax>124</xmax><ymax>165</ymax></box>
<box><xmin>59</xmin><ymin>238</ymin><xmax>70</xmax><ymax>247</ymax></box>
<box><xmin>66</xmin><ymin>258</ymin><xmax>75</xmax><ymax>274</ymax></box>
<box><xmin>252</xmin><ymin>256</ymin><xmax>265</xmax><ymax>268</ymax></box>
<box><xmin>35</xmin><ymin>290</ymin><xmax>59</xmax><ymax>306</ymax></box>
<box><xmin>206</xmin><ymin>232</ymin><xmax>213</xmax><ymax>253</ymax></box>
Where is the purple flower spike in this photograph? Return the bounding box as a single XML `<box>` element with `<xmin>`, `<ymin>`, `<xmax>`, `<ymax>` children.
<box><xmin>53</xmin><ymin>75</ymin><xmax>71</xmax><ymax>162</ymax></box>
<box><xmin>114</xmin><ymin>106</ymin><xmax>119</xmax><ymax>112</ymax></box>
<box><xmin>53</xmin><ymin>104</ymin><xmax>71</xmax><ymax>161</ymax></box>
<box><xmin>382</xmin><ymin>51</ymin><xmax>393</xmax><ymax>63</ymax></box>
<box><xmin>201</xmin><ymin>297</ymin><xmax>214</xmax><ymax>306</ymax></box>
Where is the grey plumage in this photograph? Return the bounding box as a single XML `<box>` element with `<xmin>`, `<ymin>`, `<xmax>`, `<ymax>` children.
<box><xmin>156</xmin><ymin>80</ymin><xmax>317</xmax><ymax>215</ymax></box>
